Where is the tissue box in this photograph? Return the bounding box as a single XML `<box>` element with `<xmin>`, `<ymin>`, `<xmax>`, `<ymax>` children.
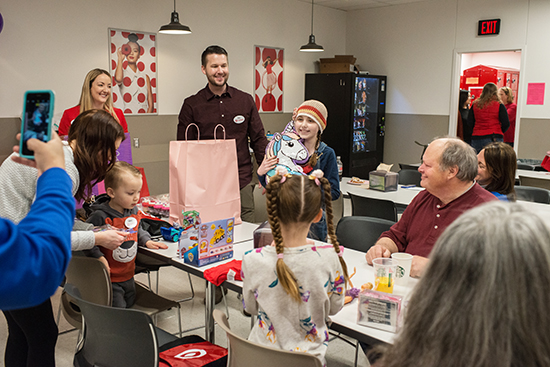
<box><xmin>369</xmin><ymin>170</ymin><xmax>398</xmax><ymax>192</ymax></box>
<box><xmin>180</xmin><ymin>217</ymin><xmax>234</xmax><ymax>267</ymax></box>
<box><xmin>254</xmin><ymin>221</ymin><xmax>273</xmax><ymax>248</ymax></box>
<box><xmin>357</xmin><ymin>290</ymin><xmax>403</xmax><ymax>333</ymax></box>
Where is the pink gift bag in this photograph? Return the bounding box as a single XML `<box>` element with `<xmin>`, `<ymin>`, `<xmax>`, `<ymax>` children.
<box><xmin>169</xmin><ymin>124</ymin><xmax>242</xmax><ymax>225</ymax></box>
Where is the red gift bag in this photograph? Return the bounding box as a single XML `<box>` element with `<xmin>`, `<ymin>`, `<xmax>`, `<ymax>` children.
<box><xmin>169</xmin><ymin>124</ymin><xmax>242</xmax><ymax>225</ymax></box>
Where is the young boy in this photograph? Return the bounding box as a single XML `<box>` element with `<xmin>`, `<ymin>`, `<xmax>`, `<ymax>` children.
<box><xmin>85</xmin><ymin>161</ymin><xmax>167</xmax><ymax>308</ymax></box>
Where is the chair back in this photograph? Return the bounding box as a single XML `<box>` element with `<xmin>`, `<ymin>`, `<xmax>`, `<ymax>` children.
<box><xmin>65</xmin><ymin>284</ymin><xmax>160</xmax><ymax>367</ymax></box>
<box><xmin>336</xmin><ymin>216</ymin><xmax>395</xmax><ymax>252</ymax></box>
<box><xmin>518</xmin><ymin>175</ymin><xmax>550</xmax><ymax>191</ymax></box>
<box><xmin>517</xmin><ymin>163</ymin><xmax>535</xmax><ymax>170</ymax></box>
<box><xmin>515</xmin><ymin>186</ymin><xmax>550</xmax><ymax>204</ymax></box>
<box><xmin>348</xmin><ymin>193</ymin><xmax>398</xmax><ymax>222</ymax></box>
<box><xmin>398</xmin><ymin>169</ymin><xmax>421</xmax><ymax>186</ymax></box>
<box><xmin>212</xmin><ymin>310</ymin><xmax>323</xmax><ymax>367</ymax></box>
<box><xmin>61</xmin><ymin>256</ymin><xmax>112</xmax><ymax>329</ymax></box>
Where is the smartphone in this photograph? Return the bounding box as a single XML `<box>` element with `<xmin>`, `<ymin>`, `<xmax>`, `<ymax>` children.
<box><xmin>20</xmin><ymin>90</ymin><xmax>55</xmax><ymax>159</ymax></box>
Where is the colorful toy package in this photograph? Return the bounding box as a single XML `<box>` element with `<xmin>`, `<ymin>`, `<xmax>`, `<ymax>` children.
<box><xmin>180</xmin><ymin>217</ymin><xmax>234</xmax><ymax>267</ymax></box>
<box><xmin>357</xmin><ymin>289</ymin><xmax>403</xmax><ymax>333</ymax></box>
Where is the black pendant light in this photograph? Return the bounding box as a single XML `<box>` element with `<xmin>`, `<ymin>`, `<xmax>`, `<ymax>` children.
<box><xmin>300</xmin><ymin>0</ymin><xmax>324</xmax><ymax>52</ymax></box>
<box><xmin>159</xmin><ymin>0</ymin><xmax>191</xmax><ymax>35</ymax></box>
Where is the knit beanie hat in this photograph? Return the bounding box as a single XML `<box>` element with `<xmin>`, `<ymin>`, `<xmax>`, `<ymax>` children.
<box><xmin>295</xmin><ymin>100</ymin><xmax>328</xmax><ymax>133</ymax></box>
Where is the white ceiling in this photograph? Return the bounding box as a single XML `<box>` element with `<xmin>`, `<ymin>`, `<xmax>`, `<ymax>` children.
<box><xmin>300</xmin><ymin>0</ymin><xmax>430</xmax><ymax>11</ymax></box>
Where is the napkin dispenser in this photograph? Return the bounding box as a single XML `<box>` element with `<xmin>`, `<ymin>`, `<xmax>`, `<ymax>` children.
<box><xmin>369</xmin><ymin>170</ymin><xmax>398</xmax><ymax>192</ymax></box>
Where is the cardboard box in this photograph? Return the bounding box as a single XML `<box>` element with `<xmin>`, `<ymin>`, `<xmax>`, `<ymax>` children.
<box><xmin>369</xmin><ymin>170</ymin><xmax>398</xmax><ymax>192</ymax></box>
<box><xmin>180</xmin><ymin>217</ymin><xmax>234</xmax><ymax>267</ymax></box>
<box><xmin>319</xmin><ymin>55</ymin><xmax>356</xmax><ymax>74</ymax></box>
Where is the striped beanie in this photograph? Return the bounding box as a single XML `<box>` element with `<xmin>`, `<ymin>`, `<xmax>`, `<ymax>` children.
<box><xmin>296</xmin><ymin>100</ymin><xmax>328</xmax><ymax>133</ymax></box>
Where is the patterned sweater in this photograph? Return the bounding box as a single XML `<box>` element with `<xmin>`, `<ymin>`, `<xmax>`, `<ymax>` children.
<box><xmin>0</xmin><ymin>142</ymin><xmax>95</xmax><ymax>251</ymax></box>
<box><xmin>242</xmin><ymin>244</ymin><xmax>345</xmax><ymax>366</ymax></box>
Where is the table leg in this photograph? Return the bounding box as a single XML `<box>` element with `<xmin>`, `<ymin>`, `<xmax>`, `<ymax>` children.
<box><xmin>205</xmin><ymin>280</ymin><xmax>215</xmax><ymax>342</ymax></box>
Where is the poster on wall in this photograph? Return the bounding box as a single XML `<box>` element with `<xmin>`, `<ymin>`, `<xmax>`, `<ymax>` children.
<box><xmin>254</xmin><ymin>46</ymin><xmax>283</xmax><ymax>113</ymax></box>
<box><xmin>109</xmin><ymin>28</ymin><xmax>157</xmax><ymax>115</ymax></box>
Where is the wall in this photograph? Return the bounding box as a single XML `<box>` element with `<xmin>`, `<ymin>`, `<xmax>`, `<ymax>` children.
<box><xmin>0</xmin><ymin>0</ymin><xmax>345</xmax><ymax>193</ymax></box>
<box><xmin>346</xmin><ymin>0</ymin><xmax>550</xmax><ymax>164</ymax></box>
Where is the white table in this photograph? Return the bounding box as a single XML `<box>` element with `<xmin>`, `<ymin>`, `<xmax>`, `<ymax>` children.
<box><xmin>341</xmin><ymin>176</ymin><xmax>422</xmax><ymax>206</ymax></box>
<box><xmin>516</xmin><ymin>168</ymin><xmax>550</xmax><ymax>181</ymax></box>
<box><xmin>139</xmin><ymin>223</ymin><xmax>417</xmax><ymax>345</ymax></box>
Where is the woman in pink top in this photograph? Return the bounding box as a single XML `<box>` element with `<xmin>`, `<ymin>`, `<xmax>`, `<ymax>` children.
<box><xmin>498</xmin><ymin>86</ymin><xmax>517</xmax><ymax>147</ymax></box>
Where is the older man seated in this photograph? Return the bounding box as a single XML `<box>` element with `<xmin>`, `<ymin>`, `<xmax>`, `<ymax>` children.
<box><xmin>365</xmin><ymin>137</ymin><xmax>497</xmax><ymax>277</ymax></box>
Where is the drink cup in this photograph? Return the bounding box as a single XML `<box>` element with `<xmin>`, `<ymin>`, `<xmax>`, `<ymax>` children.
<box><xmin>391</xmin><ymin>252</ymin><xmax>413</xmax><ymax>286</ymax></box>
<box><xmin>372</xmin><ymin>258</ymin><xmax>397</xmax><ymax>293</ymax></box>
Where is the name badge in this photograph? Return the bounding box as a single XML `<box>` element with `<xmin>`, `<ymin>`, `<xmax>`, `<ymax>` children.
<box><xmin>234</xmin><ymin>115</ymin><xmax>245</xmax><ymax>124</ymax></box>
<box><xmin>125</xmin><ymin>217</ymin><xmax>138</xmax><ymax>229</ymax></box>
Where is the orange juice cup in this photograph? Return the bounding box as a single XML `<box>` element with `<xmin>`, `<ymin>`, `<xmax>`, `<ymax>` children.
<box><xmin>372</xmin><ymin>258</ymin><xmax>398</xmax><ymax>294</ymax></box>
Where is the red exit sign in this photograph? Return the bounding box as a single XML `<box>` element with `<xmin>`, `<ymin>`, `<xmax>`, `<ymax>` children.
<box><xmin>478</xmin><ymin>19</ymin><xmax>501</xmax><ymax>36</ymax></box>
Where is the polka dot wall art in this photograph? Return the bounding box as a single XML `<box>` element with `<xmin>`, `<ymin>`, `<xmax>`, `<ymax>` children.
<box><xmin>254</xmin><ymin>46</ymin><xmax>284</xmax><ymax>113</ymax></box>
<box><xmin>109</xmin><ymin>28</ymin><xmax>158</xmax><ymax>115</ymax></box>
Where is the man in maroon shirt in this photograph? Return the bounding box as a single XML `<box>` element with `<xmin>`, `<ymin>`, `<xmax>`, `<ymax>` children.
<box><xmin>177</xmin><ymin>45</ymin><xmax>268</xmax><ymax>223</ymax></box>
<box><xmin>365</xmin><ymin>138</ymin><xmax>497</xmax><ymax>277</ymax></box>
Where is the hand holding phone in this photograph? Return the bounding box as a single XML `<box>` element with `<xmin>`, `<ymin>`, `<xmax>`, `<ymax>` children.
<box><xmin>20</xmin><ymin>90</ymin><xmax>55</xmax><ymax>159</ymax></box>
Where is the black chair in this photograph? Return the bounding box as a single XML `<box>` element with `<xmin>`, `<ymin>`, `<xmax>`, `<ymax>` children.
<box><xmin>348</xmin><ymin>193</ymin><xmax>398</xmax><ymax>222</ymax></box>
<box><xmin>517</xmin><ymin>163</ymin><xmax>535</xmax><ymax>170</ymax></box>
<box><xmin>515</xmin><ymin>186</ymin><xmax>550</xmax><ymax>204</ymax></box>
<box><xmin>336</xmin><ymin>216</ymin><xmax>395</xmax><ymax>252</ymax></box>
<box><xmin>398</xmin><ymin>169</ymin><xmax>421</xmax><ymax>187</ymax></box>
<box><xmin>534</xmin><ymin>166</ymin><xmax>547</xmax><ymax>172</ymax></box>
<box><xmin>399</xmin><ymin>163</ymin><xmax>420</xmax><ymax>171</ymax></box>
<box><xmin>65</xmin><ymin>283</ymin><xmax>178</xmax><ymax>367</ymax></box>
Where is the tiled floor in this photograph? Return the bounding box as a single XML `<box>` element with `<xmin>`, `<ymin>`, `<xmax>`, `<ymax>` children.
<box><xmin>0</xmin><ymin>198</ymin><xmax>368</xmax><ymax>366</ymax></box>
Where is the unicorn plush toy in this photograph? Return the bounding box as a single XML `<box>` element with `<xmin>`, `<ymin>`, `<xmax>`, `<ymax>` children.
<box><xmin>264</xmin><ymin>121</ymin><xmax>310</xmax><ymax>182</ymax></box>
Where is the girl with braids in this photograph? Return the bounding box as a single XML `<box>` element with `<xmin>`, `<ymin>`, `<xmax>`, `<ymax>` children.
<box><xmin>242</xmin><ymin>168</ymin><xmax>349</xmax><ymax>366</ymax></box>
<box><xmin>0</xmin><ymin>109</ymin><xmax>126</xmax><ymax>367</ymax></box>
<box><xmin>258</xmin><ymin>100</ymin><xmax>340</xmax><ymax>241</ymax></box>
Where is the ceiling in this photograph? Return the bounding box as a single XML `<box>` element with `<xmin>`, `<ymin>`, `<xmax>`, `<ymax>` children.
<box><xmin>300</xmin><ymin>0</ymin><xmax>430</xmax><ymax>11</ymax></box>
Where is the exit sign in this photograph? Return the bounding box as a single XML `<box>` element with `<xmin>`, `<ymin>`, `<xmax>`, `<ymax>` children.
<box><xmin>478</xmin><ymin>19</ymin><xmax>501</xmax><ymax>36</ymax></box>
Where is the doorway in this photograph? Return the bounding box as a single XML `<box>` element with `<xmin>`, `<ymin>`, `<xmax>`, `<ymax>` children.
<box><xmin>449</xmin><ymin>50</ymin><xmax>523</xmax><ymax>151</ymax></box>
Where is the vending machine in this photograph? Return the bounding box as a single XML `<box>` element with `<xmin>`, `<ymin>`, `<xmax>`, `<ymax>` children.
<box><xmin>305</xmin><ymin>73</ymin><xmax>387</xmax><ymax>178</ymax></box>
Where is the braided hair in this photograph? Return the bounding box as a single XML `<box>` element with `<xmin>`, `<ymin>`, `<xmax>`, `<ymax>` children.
<box><xmin>265</xmin><ymin>172</ymin><xmax>349</xmax><ymax>302</ymax></box>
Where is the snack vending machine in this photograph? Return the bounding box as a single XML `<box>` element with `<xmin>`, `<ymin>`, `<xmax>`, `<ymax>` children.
<box><xmin>305</xmin><ymin>73</ymin><xmax>387</xmax><ymax>178</ymax></box>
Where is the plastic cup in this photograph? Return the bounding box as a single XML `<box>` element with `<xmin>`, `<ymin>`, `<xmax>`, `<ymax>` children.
<box><xmin>372</xmin><ymin>258</ymin><xmax>398</xmax><ymax>293</ymax></box>
<box><xmin>391</xmin><ymin>252</ymin><xmax>413</xmax><ymax>286</ymax></box>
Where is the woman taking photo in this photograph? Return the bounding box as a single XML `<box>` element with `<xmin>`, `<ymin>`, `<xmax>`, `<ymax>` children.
<box><xmin>466</xmin><ymin>82</ymin><xmax>510</xmax><ymax>153</ymax></box>
<box><xmin>0</xmin><ymin>110</ymin><xmax>126</xmax><ymax>367</ymax></box>
<box><xmin>58</xmin><ymin>68</ymin><xmax>128</xmax><ymax>135</ymax></box>
<box><xmin>476</xmin><ymin>142</ymin><xmax>516</xmax><ymax>201</ymax></box>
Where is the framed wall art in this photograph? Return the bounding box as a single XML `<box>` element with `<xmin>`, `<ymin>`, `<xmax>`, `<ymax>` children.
<box><xmin>254</xmin><ymin>46</ymin><xmax>283</xmax><ymax>113</ymax></box>
<box><xmin>109</xmin><ymin>28</ymin><xmax>157</xmax><ymax>114</ymax></box>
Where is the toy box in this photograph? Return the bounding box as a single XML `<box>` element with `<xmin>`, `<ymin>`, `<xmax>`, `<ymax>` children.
<box><xmin>369</xmin><ymin>170</ymin><xmax>398</xmax><ymax>192</ymax></box>
<box><xmin>357</xmin><ymin>289</ymin><xmax>403</xmax><ymax>333</ymax></box>
<box><xmin>180</xmin><ymin>217</ymin><xmax>234</xmax><ymax>267</ymax></box>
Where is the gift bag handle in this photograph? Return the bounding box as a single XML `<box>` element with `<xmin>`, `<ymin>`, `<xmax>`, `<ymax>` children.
<box><xmin>214</xmin><ymin>124</ymin><xmax>226</xmax><ymax>141</ymax></box>
<box><xmin>185</xmin><ymin>123</ymin><xmax>200</xmax><ymax>141</ymax></box>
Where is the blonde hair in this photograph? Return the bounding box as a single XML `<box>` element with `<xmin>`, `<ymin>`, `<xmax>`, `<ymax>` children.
<box><xmin>78</xmin><ymin>68</ymin><xmax>120</xmax><ymax>123</ymax></box>
<box><xmin>104</xmin><ymin>161</ymin><xmax>142</xmax><ymax>191</ymax></box>
<box><xmin>376</xmin><ymin>202</ymin><xmax>550</xmax><ymax>367</ymax></box>
<box><xmin>265</xmin><ymin>173</ymin><xmax>349</xmax><ymax>302</ymax></box>
<box><xmin>499</xmin><ymin>86</ymin><xmax>514</xmax><ymax>104</ymax></box>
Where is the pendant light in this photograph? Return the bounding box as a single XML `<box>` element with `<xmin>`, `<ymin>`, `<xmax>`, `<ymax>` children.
<box><xmin>159</xmin><ymin>0</ymin><xmax>191</xmax><ymax>35</ymax></box>
<box><xmin>300</xmin><ymin>0</ymin><xmax>324</xmax><ymax>52</ymax></box>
